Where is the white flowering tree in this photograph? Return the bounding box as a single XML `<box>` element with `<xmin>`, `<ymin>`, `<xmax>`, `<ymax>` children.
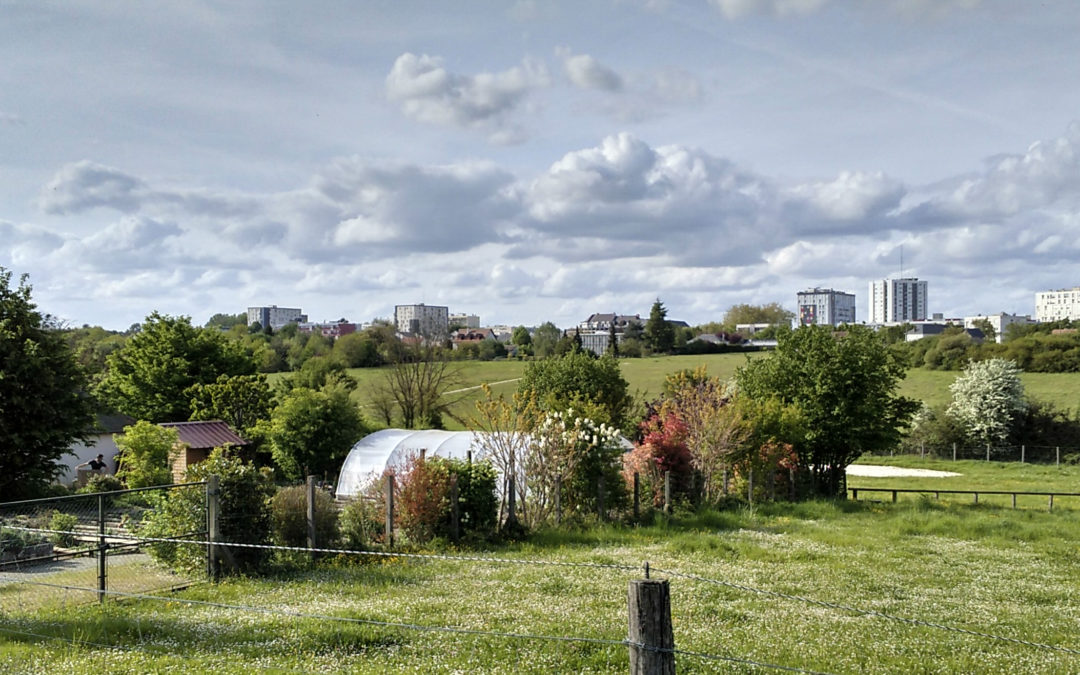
<box><xmin>523</xmin><ymin>410</ymin><xmax>623</xmax><ymax>526</ymax></box>
<box><xmin>947</xmin><ymin>358</ymin><xmax>1028</xmax><ymax>447</ymax></box>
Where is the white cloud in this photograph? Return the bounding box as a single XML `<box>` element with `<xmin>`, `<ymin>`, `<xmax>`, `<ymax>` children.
<box><xmin>556</xmin><ymin>47</ymin><xmax>624</xmax><ymax>92</ymax></box>
<box><xmin>708</xmin><ymin>0</ymin><xmax>980</xmax><ymax>19</ymax></box>
<box><xmin>39</xmin><ymin>161</ymin><xmax>146</xmax><ymax>214</ymax></box>
<box><xmin>385</xmin><ymin>52</ymin><xmax>550</xmax><ymax>144</ymax></box>
<box><xmin>0</xmin><ymin>112</ymin><xmax>24</xmax><ymax>126</ymax></box>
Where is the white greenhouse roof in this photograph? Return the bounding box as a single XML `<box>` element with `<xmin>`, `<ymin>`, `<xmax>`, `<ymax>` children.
<box><xmin>336</xmin><ymin>428</ymin><xmax>633</xmax><ymax>498</ymax></box>
<box><xmin>336</xmin><ymin>429</ymin><xmax>486</xmax><ymax>498</ymax></box>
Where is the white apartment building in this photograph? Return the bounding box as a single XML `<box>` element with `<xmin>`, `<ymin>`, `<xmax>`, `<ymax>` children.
<box><xmin>963</xmin><ymin>313</ymin><xmax>1038</xmax><ymax>343</ymax></box>
<box><xmin>450</xmin><ymin>313</ymin><xmax>480</xmax><ymax>329</ymax></box>
<box><xmin>796</xmin><ymin>288</ymin><xmax>855</xmax><ymax>327</ymax></box>
<box><xmin>394</xmin><ymin>303</ymin><xmax>449</xmax><ymax>337</ymax></box>
<box><xmin>246</xmin><ymin>305</ymin><xmax>307</xmax><ymax>330</ymax></box>
<box><xmin>1035</xmin><ymin>287</ymin><xmax>1080</xmax><ymax>322</ymax></box>
<box><xmin>869</xmin><ymin>278</ymin><xmax>928</xmax><ymax>323</ymax></box>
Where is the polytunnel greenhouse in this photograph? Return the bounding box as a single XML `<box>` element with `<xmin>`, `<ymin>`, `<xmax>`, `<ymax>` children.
<box><xmin>335</xmin><ymin>429</ymin><xmax>487</xmax><ymax>498</ymax></box>
<box><xmin>335</xmin><ymin>428</ymin><xmax>634</xmax><ymax>498</ymax></box>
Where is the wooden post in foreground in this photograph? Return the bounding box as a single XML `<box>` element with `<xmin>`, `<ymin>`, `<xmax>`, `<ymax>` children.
<box><xmin>306</xmin><ymin>475</ymin><xmax>317</xmax><ymax>551</ymax></box>
<box><xmin>628</xmin><ymin>579</ymin><xmax>675</xmax><ymax>675</ymax></box>
<box><xmin>385</xmin><ymin>474</ymin><xmax>395</xmax><ymax>549</ymax></box>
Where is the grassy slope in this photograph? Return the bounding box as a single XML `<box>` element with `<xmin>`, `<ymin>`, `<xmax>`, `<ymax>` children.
<box><xmin>4</xmin><ymin>461</ymin><xmax>1080</xmax><ymax>673</ymax></box>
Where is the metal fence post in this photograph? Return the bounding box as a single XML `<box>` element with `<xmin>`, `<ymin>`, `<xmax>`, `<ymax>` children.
<box><xmin>1057</xmin><ymin>446</ymin><xmax>1061</xmax><ymax>467</ymax></box>
<box><xmin>1021</xmin><ymin>445</ymin><xmax>1025</xmax><ymax>463</ymax></box>
<box><xmin>628</xmin><ymin>579</ymin><xmax>675</xmax><ymax>675</ymax></box>
<box><xmin>953</xmin><ymin>443</ymin><xmax>957</xmax><ymax>462</ymax></box>
<box><xmin>385</xmin><ymin>474</ymin><xmax>395</xmax><ymax>549</ymax></box>
<box><xmin>306</xmin><ymin>475</ymin><xmax>317</xmax><ymax>552</ymax></box>
<box><xmin>97</xmin><ymin>492</ymin><xmax>106</xmax><ymax>604</ymax></box>
<box><xmin>207</xmin><ymin>474</ymin><xmax>220</xmax><ymax>581</ymax></box>
<box><xmin>986</xmin><ymin>444</ymin><xmax>991</xmax><ymax>462</ymax></box>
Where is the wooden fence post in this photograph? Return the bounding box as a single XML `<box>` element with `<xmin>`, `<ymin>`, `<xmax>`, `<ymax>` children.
<box><xmin>306</xmin><ymin>475</ymin><xmax>317</xmax><ymax>552</ymax></box>
<box><xmin>450</xmin><ymin>475</ymin><xmax>460</xmax><ymax>543</ymax></box>
<box><xmin>598</xmin><ymin>473</ymin><xmax>606</xmax><ymax>521</ymax></box>
<box><xmin>952</xmin><ymin>443</ymin><xmax>957</xmax><ymax>462</ymax></box>
<box><xmin>663</xmin><ymin>471</ymin><xmax>672</xmax><ymax>515</ymax></box>
<box><xmin>385</xmin><ymin>474</ymin><xmax>395</xmax><ymax>549</ymax></box>
<box><xmin>986</xmin><ymin>444</ymin><xmax>991</xmax><ymax>462</ymax></box>
<box><xmin>628</xmin><ymin>579</ymin><xmax>675</xmax><ymax>675</ymax></box>
<box><xmin>920</xmin><ymin>441</ymin><xmax>925</xmax><ymax>459</ymax></box>
<box><xmin>633</xmin><ymin>472</ymin><xmax>640</xmax><ymax>521</ymax></box>
<box><xmin>555</xmin><ymin>475</ymin><xmax>562</xmax><ymax>526</ymax></box>
<box><xmin>207</xmin><ymin>474</ymin><xmax>220</xmax><ymax>581</ymax></box>
<box><xmin>1021</xmin><ymin>445</ymin><xmax>1025</xmax><ymax>463</ymax></box>
<box><xmin>1057</xmin><ymin>446</ymin><xmax>1061</xmax><ymax>467</ymax></box>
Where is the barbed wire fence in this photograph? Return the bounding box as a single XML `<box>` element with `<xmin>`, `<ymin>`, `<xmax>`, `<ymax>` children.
<box><xmin>881</xmin><ymin>442</ymin><xmax>1079</xmax><ymax>464</ymax></box>
<box><xmin>3</xmin><ymin>482</ymin><xmax>1079</xmax><ymax>672</ymax></box>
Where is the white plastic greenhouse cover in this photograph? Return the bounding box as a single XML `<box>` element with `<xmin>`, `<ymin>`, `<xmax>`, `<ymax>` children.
<box><xmin>335</xmin><ymin>429</ymin><xmax>485</xmax><ymax>498</ymax></box>
<box><xmin>335</xmin><ymin>428</ymin><xmax>634</xmax><ymax>498</ymax></box>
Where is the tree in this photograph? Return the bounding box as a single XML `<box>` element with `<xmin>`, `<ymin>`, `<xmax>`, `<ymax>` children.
<box><xmin>516</xmin><ymin>350</ymin><xmax>634</xmax><ymax>431</ymax></box>
<box><xmin>97</xmin><ymin>312</ymin><xmax>256</xmax><ymax>422</ymax></box>
<box><xmin>188</xmin><ymin>373</ymin><xmax>274</xmax><ymax>437</ymax></box>
<box><xmin>970</xmin><ymin>318</ymin><xmax>996</xmax><ymax>343</ymax></box>
<box><xmin>722</xmin><ymin>303</ymin><xmax>793</xmax><ymax>332</ymax></box>
<box><xmin>283</xmin><ymin>355</ymin><xmax>358</xmax><ymax>392</ymax></box>
<box><xmin>0</xmin><ymin>268</ymin><xmax>97</xmax><ymax>498</ymax></box>
<box><xmin>114</xmin><ymin>421</ymin><xmax>180</xmax><ymax>488</ymax></box>
<box><xmin>511</xmin><ymin>326</ymin><xmax>532</xmax><ymax>347</ymax></box>
<box><xmin>531</xmin><ymin>322</ymin><xmax>562</xmax><ymax>359</ymax></box>
<box><xmin>260</xmin><ymin>386</ymin><xmax>368</xmax><ymax>481</ymax></box>
<box><xmin>946</xmin><ymin>358</ymin><xmax>1027</xmax><ymax>447</ymax></box>
<box><xmin>607</xmin><ymin>320</ymin><xmax>619</xmax><ymax>357</ymax></box>
<box><xmin>375</xmin><ymin>341</ymin><xmax>465</xmax><ymax>429</ymax></box>
<box><xmin>736</xmin><ymin>325</ymin><xmax>917</xmax><ymax>498</ymax></box>
<box><xmin>332</xmin><ymin>332</ymin><xmax>382</xmax><ymax>367</ymax></box>
<box><xmin>205</xmin><ymin>313</ymin><xmax>247</xmax><ymax>330</ymax></box>
<box><xmin>644</xmin><ymin>299</ymin><xmax>675</xmax><ymax>354</ymax></box>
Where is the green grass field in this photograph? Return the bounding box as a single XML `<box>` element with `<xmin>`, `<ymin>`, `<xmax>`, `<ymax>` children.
<box><xmin>287</xmin><ymin>354</ymin><xmax>1080</xmax><ymax>430</ymax></box>
<box><xmin>3</xmin><ymin>457</ymin><xmax>1080</xmax><ymax>673</ymax></box>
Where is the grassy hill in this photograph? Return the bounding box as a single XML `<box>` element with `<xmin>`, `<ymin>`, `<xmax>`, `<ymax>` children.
<box><xmin>269</xmin><ymin>353</ymin><xmax>1080</xmax><ymax>430</ymax></box>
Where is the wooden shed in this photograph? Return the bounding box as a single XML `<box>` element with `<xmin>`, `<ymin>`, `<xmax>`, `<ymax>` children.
<box><xmin>160</xmin><ymin>421</ymin><xmax>250</xmax><ymax>483</ymax></box>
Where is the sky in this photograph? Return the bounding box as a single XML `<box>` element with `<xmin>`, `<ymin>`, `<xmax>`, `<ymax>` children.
<box><xmin>2</xmin><ymin>0</ymin><xmax>1079</xmax><ymax>331</ymax></box>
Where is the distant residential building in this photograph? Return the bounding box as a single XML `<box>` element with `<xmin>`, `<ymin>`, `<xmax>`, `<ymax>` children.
<box><xmin>577</xmin><ymin>313</ymin><xmax>642</xmax><ymax>355</ymax></box>
<box><xmin>451</xmin><ymin>327</ymin><xmax>497</xmax><ymax>349</ymax></box>
<box><xmin>963</xmin><ymin>313</ymin><xmax>1037</xmax><ymax>344</ymax></box>
<box><xmin>394</xmin><ymin>303</ymin><xmax>449</xmax><ymax>337</ymax></box>
<box><xmin>298</xmin><ymin>321</ymin><xmax>358</xmax><ymax>338</ymax></box>
<box><xmin>247</xmin><ymin>305</ymin><xmax>307</xmax><ymax>330</ymax></box>
<box><xmin>1035</xmin><ymin>287</ymin><xmax>1080</xmax><ymax>322</ymax></box>
<box><xmin>450</xmin><ymin>313</ymin><xmax>480</xmax><ymax>329</ymax></box>
<box><xmin>869</xmin><ymin>278</ymin><xmax>928</xmax><ymax>323</ymax></box>
<box><xmin>796</xmin><ymin>288</ymin><xmax>855</xmax><ymax>326</ymax></box>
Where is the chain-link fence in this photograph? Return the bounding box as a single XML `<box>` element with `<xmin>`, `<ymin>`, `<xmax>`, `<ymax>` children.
<box><xmin>0</xmin><ymin>482</ymin><xmax>207</xmax><ymax>612</ymax></box>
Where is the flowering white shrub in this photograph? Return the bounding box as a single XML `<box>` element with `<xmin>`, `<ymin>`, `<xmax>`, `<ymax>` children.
<box><xmin>946</xmin><ymin>358</ymin><xmax>1027</xmax><ymax>446</ymax></box>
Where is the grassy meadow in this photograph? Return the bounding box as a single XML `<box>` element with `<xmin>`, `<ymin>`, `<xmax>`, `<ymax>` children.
<box><xmin>280</xmin><ymin>352</ymin><xmax>1080</xmax><ymax>430</ymax></box>
<box><xmin>3</xmin><ymin>458</ymin><xmax>1080</xmax><ymax>673</ymax></box>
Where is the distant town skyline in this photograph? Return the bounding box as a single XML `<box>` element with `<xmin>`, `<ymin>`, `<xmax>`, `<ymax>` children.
<box><xmin>2</xmin><ymin>2</ymin><xmax>1078</xmax><ymax>331</ymax></box>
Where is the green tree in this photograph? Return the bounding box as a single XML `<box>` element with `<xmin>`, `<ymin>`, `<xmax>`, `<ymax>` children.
<box><xmin>722</xmin><ymin>302</ymin><xmax>793</xmax><ymax>332</ymax></box>
<box><xmin>511</xmin><ymin>326</ymin><xmax>532</xmax><ymax>347</ymax></box>
<box><xmin>531</xmin><ymin>321</ymin><xmax>562</xmax><ymax>359</ymax></box>
<box><xmin>970</xmin><ymin>318</ymin><xmax>996</xmax><ymax>343</ymax></box>
<box><xmin>517</xmin><ymin>350</ymin><xmax>634</xmax><ymax>431</ymax></box>
<box><xmin>188</xmin><ymin>373</ymin><xmax>274</xmax><ymax>437</ymax></box>
<box><xmin>97</xmin><ymin>312</ymin><xmax>256</xmax><ymax>422</ymax></box>
<box><xmin>0</xmin><ymin>268</ymin><xmax>97</xmax><ymax>498</ymax></box>
<box><xmin>736</xmin><ymin>325</ymin><xmax>917</xmax><ymax>497</ymax></box>
<box><xmin>644</xmin><ymin>299</ymin><xmax>675</xmax><ymax>354</ymax></box>
<box><xmin>115</xmin><ymin>421</ymin><xmax>180</xmax><ymax>488</ymax></box>
<box><xmin>946</xmin><ymin>358</ymin><xmax>1027</xmax><ymax>446</ymax></box>
<box><xmin>607</xmin><ymin>320</ymin><xmax>619</xmax><ymax>357</ymax></box>
<box><xmin>205</xmin><ymin>313</ymin><xmax>247</xmax><ymax>330</ymax></box>
<box><xmin>261</xmin><ymin>386</ymin><xmax>368</xmax><ymax>481</ymax></box>
<box><xmin>283</xmin><ymin>355</ymin><xmax>358</xmax><ymax>392</ymax></box>
<box><xmin>332</xmin><ymin>332</ymin><xmax>382</xmax><ymax>368</ymax></box>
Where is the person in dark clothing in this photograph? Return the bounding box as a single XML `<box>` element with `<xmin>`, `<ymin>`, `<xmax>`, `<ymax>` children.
<box><xmin>78</xmin><ymin>454</ymin><xmax>108</xmax><ymax>472</ymax></box>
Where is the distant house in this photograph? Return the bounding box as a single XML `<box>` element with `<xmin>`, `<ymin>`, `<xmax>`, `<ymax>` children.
<box><xmin>61</xmin><ymin>413</ymin><xmax>135</xmax><ymax>487</ymax></box>
<box><xmin>905</xmin><ymin>324</ymin><xmax>985</xmax><ymax>343</ymax></box>
<box><xmin>451</xmin><ymin>327</ymin><xmax>498</xmax><ymax>349</ymax></box>
<box><xmin>577</xmin><ymin>313</ymin><xmax>642</xmax><ymax>355</ymax></box>
<box><xmin>160</xmin><ymin>421</ymin><xmax>250</xmax><ymax>483</ymax></box>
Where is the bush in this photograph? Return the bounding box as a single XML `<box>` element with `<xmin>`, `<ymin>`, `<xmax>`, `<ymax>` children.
<box><xmin>48</xmin><ymin>510</ymin><xmax>79</xmax><ymax>547</ymax></box>
<box><xmin>0</xmin><ymin>527</ymin><xmax>47</xmax><ymax>555</ymax></box>
<box><xmin>396</xmin><ymin>455</ymin><xmax>498</xmax><ymax>544</ymax></box>
<box><xmin>270</xmin><ymin>484</ymin><xmax>339</xmax><ymax>548</ymax></box>
<box><xmin>76</xmin><ymin>474</ymin><xmax>127</xmax><ymax>506</ymax></box>
<box><xmin>339</xmin><ymin>495</ymin><xmax>385</xmax><ymax>550</ymax></box>
<box><xmin>139</xmin><ymin>448</ymin><xmax>275</xmax><ymax>575</ymax></box>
